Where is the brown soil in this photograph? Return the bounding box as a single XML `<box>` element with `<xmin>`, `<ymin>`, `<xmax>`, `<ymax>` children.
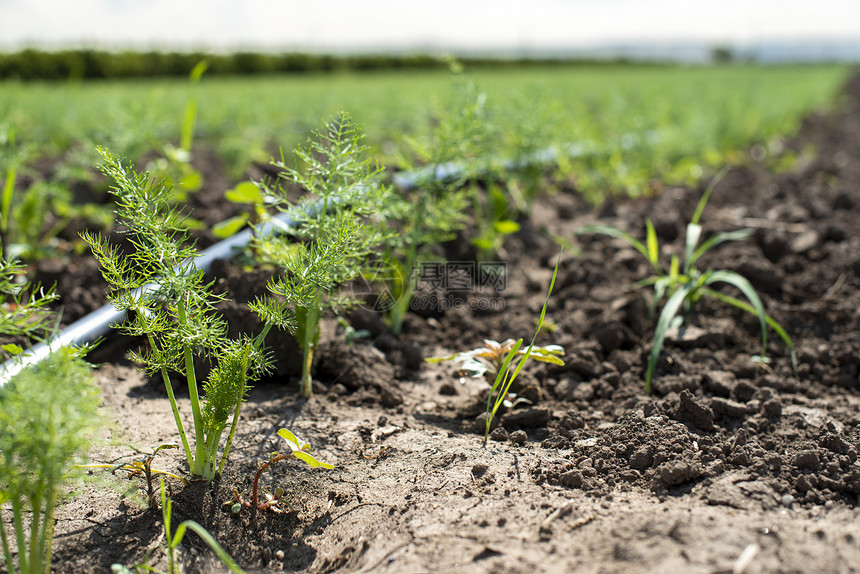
<box><xmin>15</xmin><ymin>72</ymin><xmax>860</xmax><ymax>573</ymax></box>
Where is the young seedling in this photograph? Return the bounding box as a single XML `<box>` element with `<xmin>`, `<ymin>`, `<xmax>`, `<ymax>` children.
<box><xmin>427</xmin><ymin>337</ymin><xmax>564</xmax><ymax>384</ymax></box>
<box><xmin>211</xmin><ymin>180</ymin><xmax>288</xmax><ymax>240</ymax></box>
<box><xmin>470</xmin><ymin>181</ymin><xmax>521</xmax><ymax>261</ymax></box>
<box><xmin>253</xmin><ymin>112</ymin><xmax>387</xmax><ymax>397</ymax></box>
<box><xmin>83</xmin><ymin>147</ymin><xmax>282</xmax><ymax>481</ymax></box>
<box><xmin>380</xmin><ymin>67</ymin><xmax>485</xmax><ymax>332</ymax></box>
<box><xmin>576</xmin><ymin>174</ymin><xmax>795</xmax><ymax>393</ymax></box>
<box><xmin>479</xmin><ymin>254</ymin><xmax>561</xmax><ymax>446</ymax></box>
<box><xmin>0</xmin><ymin>351</ymin><xmax>103</xmax><ymax>574</ymax></box>
<box><xmin>231</xmin><ymin>429</ymin><xmax>333</xmax><ymax>514</ymax></box>
<box><xmin>82</xmin><ymin>444</ymin><xmax>187</xmax><ymax>509</ymax></box>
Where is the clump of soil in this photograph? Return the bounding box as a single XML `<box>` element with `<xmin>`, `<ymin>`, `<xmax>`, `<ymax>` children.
<box><xmin>29</xmin><ymin>71</ymin><xmax>860</xmax><ymax>572</ymax></box>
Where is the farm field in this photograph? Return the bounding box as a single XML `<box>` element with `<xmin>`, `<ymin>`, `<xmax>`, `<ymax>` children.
<box><xmin>3</xmin><ymin>62</ymin><xmax>860</xmax><ymax>573</ymax></box>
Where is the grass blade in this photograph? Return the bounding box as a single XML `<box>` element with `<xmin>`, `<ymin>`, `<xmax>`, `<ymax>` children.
<box><xmin>576</xmin><ymin>225</ymin><xmax>657</xmax><ymax>273</ymax></box>
<box><xmin>689</xmin><ymin>229</ymin><xmax>752</xmax><ymax>269</ymax></box>
<box><xmin>701</xmin><ymin>286</ymin><xmax>796</xmax><ymax>371</ymax></box>
<box><xmin>173</xmin><ymin>520</ymin><xmax>246</xmax><ymax>574</ymax></box>
<box><xmin>704</xmin><ymin>270</ymin><xmax>768</xmax><ymax>358</ymax></box>
<box><xmin>690</xmin><ymin>166</ymin><xmax>728</xmax><ymax>225</ymax></box>
<box><xmin>646</xmin><ymin>285</ymin><xmax>691</xmax><ymax>393</ymax></box>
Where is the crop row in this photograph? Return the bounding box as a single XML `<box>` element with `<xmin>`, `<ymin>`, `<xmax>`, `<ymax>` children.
<box><xmin>0</xmin><ymin>62</ymin><xmax>848</xmax><ymax>572</ymax></box>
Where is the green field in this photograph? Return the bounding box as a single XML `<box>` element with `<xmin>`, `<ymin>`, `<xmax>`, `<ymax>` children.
<box><xmin>0</xmin><ymin>63</ymin><xmax>851</xmax><ymax>202</ymax></box>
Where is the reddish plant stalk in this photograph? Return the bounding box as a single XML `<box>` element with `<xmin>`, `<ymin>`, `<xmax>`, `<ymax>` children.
<box><xmin>251</xmin><ymin>453</ymin><xmax>290</xmax><ymax>509</ymax></box>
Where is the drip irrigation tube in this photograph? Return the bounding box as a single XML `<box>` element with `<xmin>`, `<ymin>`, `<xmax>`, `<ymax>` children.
<box><xmin>0</xmin><ymin>213</ymin><xmax>296</xmax><ymax>386</ymax></box>
<box><xmin>0</xmin><ymin>138</ymin><xmax>606</xmax><ymax>385</ymax></box>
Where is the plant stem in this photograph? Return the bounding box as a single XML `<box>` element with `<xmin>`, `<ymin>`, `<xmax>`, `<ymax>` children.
<box><xmin>1</xmin><ymin>164</ymin><xmax>15</xmax><ymax>255</ymax></box>
<box><xmin>298</xmin><ymin>303</ymin><xmax>319</xmax><ymax>398</ymax></box>
<box><xmin>11</xmin><ymin>498</ymin><xmax>27</xmax><ymax>573</ymax></box>
<box><xmin>0</xmin><ymin>508</ymin><xmax>14</xmax><ymax>573</ymax></box>
<box><xmin>150</xmin><ymin>334</ymin><xmax>196</xmax><ymax>476</ymax></box>
<box><xmin>176</xmin><ymin>297</ymin><xmax>207</xmax><ymax>478</ymax></box>
<box><xmin>251</xmin><ymin>454</ymin><xmax>289</xmax><ymax>510</ymax></box>
<box><xmin>39</xmin><ymin>486</ymin><xmax>58</xmax><ymax>574</ymax></box>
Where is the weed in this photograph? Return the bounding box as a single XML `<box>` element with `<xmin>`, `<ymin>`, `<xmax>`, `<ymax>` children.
<box><xmin>231</xmin><ymin>429</ymin><xmax>333</xmax><ymax>514</ymax></box>
<box><xmin>576</xmin><ymin>175</ymin><xmax>795</xmax><ymax>392</ymax></box>
<box><xmin>427</xmin><ymin>337</ymin><xmax>563</xmax><ymax>384</ymax></box>
<box><xmin>212</xmin><ymin>180</ymin><xmax>284</xmax><ymax>240</ymax></box>
<box><xmin>82</xmin><ymin>444</ymin><xmax>187</xmax><ymax>509</ymax></box>
<box><xmin>480</xmin><ymin>254</ymin><xmax>561</xmax><ymax>445</ymax></box>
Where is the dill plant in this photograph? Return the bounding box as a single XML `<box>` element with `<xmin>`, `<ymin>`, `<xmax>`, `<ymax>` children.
<box><xmin>0</xmin><ymin>352</ymin><xmax>102</xmax><ymax>574</ymax></box>
<box><xmin>82</xmin><ymin>147</ymin><xmax>286</xmax><ymax>481</ymax></box>
<box><xmin>253</xmin><ymin>112</ymin><xmax>386</xmax><ymax>397</ymax></box>
<box><xmin>380</xmin><ymin>69</ymin><xmax>492</xmax><ymax>332</ymax></box>
<box><xmin>0</xmin><ymin>254</ymin><xmax>103</xmax><ymax>574</ymax></box>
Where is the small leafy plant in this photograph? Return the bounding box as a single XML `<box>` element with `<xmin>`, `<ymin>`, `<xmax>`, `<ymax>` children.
<box><xmin>211</xmin><ymin>180</ymin><xmax>286</xmax><ymax>240</ymax></box>
<box><xmin>427</xmin><ymin>337</ymin><xmax>564</xmax><ymax>383</ymax></box>
<box><xmin>253</xmin><ymin>112</ymin><xmax>387</xmax><ymax>397</ymax></box>
<box><xmin>470</xmin><ymin>181</ymin><xmax>521</xmax><ymax>261</ymax></box>
<box><xmin>576</xmin><ymin>177</ymin><xmax>795</xmax><ymax>393</ymax></box>
<box><xmin>82</xmin><ymin>443</ymin><xmax>187</xmax><ymax>509</ymax></box>
<box><xmin>0</xmin><ymin>351</ymin><xmax>103</xmax><ymax>574</ymax></box>
<box><xmin>231</xmin><ymin>429</ymin><xmax>333</xmax><ymax>514</ymax></box>
<box><xmin>479</xmin><ymin>255</ymin><xmax>561</xmax><ymax>445</ymax></box>
<box><xmin>379</xmin><ymin>66</ymin><xmax>491</xmax><ymax>333</ymax></box>
<box><xmin>0</xmin><ymin>253</ymin><xmax>57</xmax><ymax>360</ymax></box>
<box><xmin>83</xmin><ymin>147</ymin><xmax>283</xmax><ymax>481</ymax></box>
<box><xmin>427</xmin><ymin>254</ymin><xmax>562</xmax><ymax>446</ymax></box>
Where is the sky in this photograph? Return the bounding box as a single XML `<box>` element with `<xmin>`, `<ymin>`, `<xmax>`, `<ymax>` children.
<box><xmin>2</xmin><ymin>0</ymin><xmax>860</xmax><ymax>54</ymax></box>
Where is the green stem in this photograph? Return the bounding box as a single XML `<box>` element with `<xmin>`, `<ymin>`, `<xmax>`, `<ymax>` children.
<box><xmin>0</xmin><ymin>506</ymin><xmax>14</xmax><ymax>573</ymax></box>
<box><xmin>11</xmin><ymin>498</ymin><xmax>27</xmax><ymax>573</ymax></box>
<box><xmin>1</xmin><ymin>164</ymin><xmax>16</xmax><ymax>255</ymax></box>
<box><xmin>149</xmin><ymin>334</ymin><xmax>196</xmax><ymax>475</ymax></box>
<box><xmin>299</xmin><ymin>303</ymin><xmax>319</xmax><ymax>398</ymax></box>
<box><xmin>27</xmin><ymin>491</ymin><xmax>41</xmax><ymax>574</ymax></box>
<box><xmin>176</xmin><ymin>298</ymin><xmax>206</xmax><ymax>478</ymax></box>
<box><xmin>38</xmin><ymin>486</ymin><xmax>58</xmax><ymax>574</ymax></box>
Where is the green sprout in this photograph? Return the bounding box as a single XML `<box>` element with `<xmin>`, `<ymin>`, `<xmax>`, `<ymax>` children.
<box><xmin>211</xmin><ymin>180</ymin><xmax>286</xmax><ymax>240</ymax></box>
<box><xmin>127</xmin><ymin>479</ymin><xmax>246</xmax><ymax>574</ymax></box>
<box><xmin>81</xmin><ymin>444</ymin><xmax>187</xmax><ymax>509</ymax></box>
<box><xmin>82</xmin><ymin>147</ymin><xmax>281</xmax><ymax>481</ymax></box>
<box><xmin>576</xmin><ymin>174</ymin><xmax>795</xmax><ymax>393</ymax></box>
<box><xmin>427</xmin><ymin>337</ymin><xmax>564</xmax><ymax>384</ymax></box>
<box><xmin>254</xmin><ymin>112</ymin><xmax>386</xmax><ymax>397</ymax></box>
<box><xmin>146</xmin><ymin>60</ymin><xmax>208</xmax><ymax>204</ymax></box>
<box><xmin>470</xmin><ymin>180</ymin><xmax>521</xmax><ymax>261</ymax></box>
<box><xmin>0</xmin><ymin>126</ymin><xmax>21</xmax><ymax>257</ymax></box>
<box><xmin>480</xmin><ymin>254</ymin><xmax>561</xmax><ymax>446</ymax></box>
<box><xmin>231</xmin><ymin>429</ymin><xmax>333</xmax><ymax>514</ymax></box>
